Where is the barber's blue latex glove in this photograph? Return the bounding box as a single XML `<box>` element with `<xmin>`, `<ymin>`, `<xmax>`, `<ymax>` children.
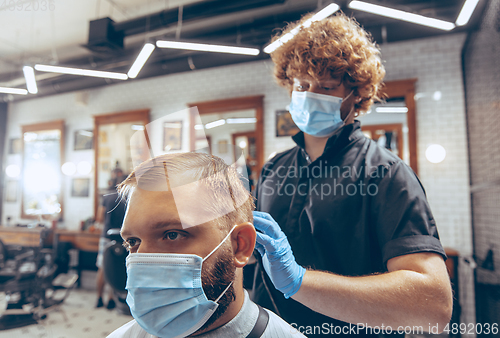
<box><xmin>253</xmin><ymin>211</ymin><xmax>306</xmax><ymax>299</ymax></box>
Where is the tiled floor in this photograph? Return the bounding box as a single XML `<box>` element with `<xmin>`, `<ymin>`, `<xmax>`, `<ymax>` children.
<box><xmin>0</xmin><ymin>289</ymin><xmax>132</xmax><ymax>338</ymax></box>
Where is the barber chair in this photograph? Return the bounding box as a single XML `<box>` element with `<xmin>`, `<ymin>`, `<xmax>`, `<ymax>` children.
<box><xmin>103</xmin><ymin>228</ymin><xmax>130</xmax><ymax>315</ymax></box>
<box><xmin>0</xmin><ymin>237</ymin><xmax>78</xmax><ymax>330</ymax></box>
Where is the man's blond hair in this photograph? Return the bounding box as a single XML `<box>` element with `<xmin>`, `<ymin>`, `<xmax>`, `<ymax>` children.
<box><xmin>117</xmin><ymin>152</ymin><xmax>255</xmax><ymax>232</ymax></box>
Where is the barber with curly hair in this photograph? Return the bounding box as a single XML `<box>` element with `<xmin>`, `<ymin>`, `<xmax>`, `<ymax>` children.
<box><xmin>250</xmin><ymin>13</ymin><xmax>453</xmax><ymax>337</ymax></box>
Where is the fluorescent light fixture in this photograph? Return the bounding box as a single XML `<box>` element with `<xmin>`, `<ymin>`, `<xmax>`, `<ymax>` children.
<box><xmin>456</xmin><ymin>0</ymin><xmax>480</xmax><ymax>26</ymax></box>
<box><xmin>156</xmin><ymin>41</ymin><xmax>260</xmax><ymax>56</ymax></box>
<box><xmin>303</xmin><ymin>3</ymin><xmax>341</xmax><ymax>26</ymax></box>
<box><xmin>376</xmin><ymin>107</ymin><xmax>408</xmax><ymax>113</ymax></box>
<box><xmin>349</xmin><ymin>1</ymin><xmax>455</xmax><ymax>31</ymax></box>
<box><xmin>264</xmin><ymin>3</ymin><xmax>340</xmax><ymax>53</ymax></box>
<box><xmin>23</xmin><ymin>66</ymin><xmax>38</xmax><ymax>94</ymax></box>
<box><xmin>35</xmin><ymin>64</ymin><xmax>128</xmax><ymax>80</ymax></box>
<box><xmin>205</xmin><ymin>119</ymin><xmax>226</xmax><ymax>129</ymax></box>
<box><xmin>226</xmin><ymin>117</ymin><xmax>257</xmax><ymax>124</ymax></box>
<box><xmin>128</xmin><ymin>43</ymin><xmax>155</xmax><ymax>79</ymax></box>
<box><xmin>194</xmin><ymin>124</ymin><xmax>204</xmax><ymax>130</ymax></box>
<box><xmin>0</xmin><ymin>87</ymin><xmax>28</xmax><ymax>95</ymax></box>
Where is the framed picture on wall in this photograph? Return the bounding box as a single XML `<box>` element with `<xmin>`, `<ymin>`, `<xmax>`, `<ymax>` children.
<box><xmin>276</xmin><ymin>110</ymin><xmax>300</xmax><ymax>137</ymax></box>
<box><xmin>99</xmin><ymin>147</ymin><xmax>111</xmax><ymax>157</ymax></box>
<box><xmin>163</xmin><ymin>121</ymin><xmax>183</xmax><ymax>151</ymax></box>
<box><xmin>74</xmin><ymin>130</ymin><xmax>93</xmax><ymax>150</ymax></box>
<box><xmin>8</xmin><ymin>138</ymin><xmax>22</xmax><ymax>154</ymax></box>
<box><xmin>72</xmin><ymin>178</ymin><xmax>90</xmax><ymax>197</ymax></box>
<box><xmin>218</xmin><ymin>140</ymin><xmax>228</xmax><ymax>154</ymax></box>
<box><xmin>5</xmin><ymin>180</ymin><xmax>18</xmax><ymax>202</ymax></box>
<box><xmin>99</xmin><ymin>130</ymin><xmax>108</xmax><ymax>144</ymax></box>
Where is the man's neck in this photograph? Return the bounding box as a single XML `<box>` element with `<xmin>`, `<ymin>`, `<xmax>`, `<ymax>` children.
<box><xmin>303</xmin><ymin>119</ymin><xmax>355</xmax><ymax>162</ymax></box>
<box><xmin>304</xmin><ymin>133</ymin><xmax>329</xmax><ymax>162</ymax></box>
<box><xmin>190</xmin><ymin>284</ymin><xmax>245</xmax><ymax>336</ymax></box>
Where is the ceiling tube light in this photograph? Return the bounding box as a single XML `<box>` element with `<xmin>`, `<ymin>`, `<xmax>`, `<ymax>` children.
<box><xmin>302</xmin><ymin>3</ymin><xmax>341</xmax><ymax>27</ymax></box>
<box><xmin>205</xmin><ymin>119</ymin><xmax>226</xmax><ymax>129</ymax></box>
<box><xmin>349</xmin><ymin>1</ymin><xmax>455</xmax><ymax>31</ymax></box>
<box><xmin>23</xmin><ymin>66</ymin><xmax>38</xmax><ymax>94</ymax></box>
<box><xmin>156</xmin><ymin>41</ymin><xmax>260</xmax><ymax>56</ymax></box>
<box><xmin>456</xmin><ymin>0</ymin><xmax>480</xmax><ymax>26</ymax></box>
<box><xmin>264</xmin><ymin>3</ymin><xmax>340</xmax><ymax>53</ymax></box>
<box><xmin>34</xmin><ymin>65</ymin><xmax>128</xmax><ymax>80</ymax></box>
<box><xmin>376</xmin><ymin>107</ymin><xmax>408</xmax><ymax>113</ymax></box>
<box><xmin>0</xmin><ymin>87</ymin><xmax>28</xmax><ymax>95</ymax></box>
<box><xmin>226</xmin><ymin>118</ymin><xmax>257</xmax><ymax>124</ymax></box>
<box><xmin>128</xmin><ymin>43</ymin><xmax>155</xmax><ymax>79</ymax></box>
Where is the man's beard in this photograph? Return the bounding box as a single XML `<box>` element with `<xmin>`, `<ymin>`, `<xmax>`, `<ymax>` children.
<box><xmin>197</xmin><ymin>243</ymin><xmax>236</xmax><ymax>332</ymax></box>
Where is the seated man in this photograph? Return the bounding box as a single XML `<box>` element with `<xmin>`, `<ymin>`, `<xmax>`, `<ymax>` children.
<box><xmin>108</xmin><ymin>152</ymin><xmax>304</xmax><ymax>338</ymax></box>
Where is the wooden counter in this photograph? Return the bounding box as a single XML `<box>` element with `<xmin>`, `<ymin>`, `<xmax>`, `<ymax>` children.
<box><xmin>0</xmin><ymin>227</ymin><xmax>47</xmax><ymax>246</ymax></box>
<box><xmin>0</xmin><ymin>227</ymin><xmax>100</xmax><ymax>252</ymax></box>
<box><xmin>0</xmin><ymin>227</ymin><xmax>101</xmax><ymax>288</ymax></box>
<box><xmin>55</xmin><ymin>230</ymin><xmax>100</xmax><ymax>252</ymax></box>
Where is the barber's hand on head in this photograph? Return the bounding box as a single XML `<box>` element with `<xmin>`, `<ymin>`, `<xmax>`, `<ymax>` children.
<box><xmin>253</xmin><ymin>211</ymin><xmax>305</xmax><ymax>299</ymax></box>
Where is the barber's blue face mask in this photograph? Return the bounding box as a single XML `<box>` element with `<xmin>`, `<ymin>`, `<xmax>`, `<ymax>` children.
<box><xmin>289</xmin><ymin>90</ymin><xmax>349</xmax><ymax>137</ymax></box>
<box><xmin>125</xmin><ymin>226</ymin><xmax>236</xmax><ymax>338</ymax></box>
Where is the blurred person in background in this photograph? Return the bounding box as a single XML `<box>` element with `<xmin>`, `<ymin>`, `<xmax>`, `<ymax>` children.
<box><xmin>95</xmin><ymin>167</ymin><xmax>126</xmax><ymax>309</ymax></box>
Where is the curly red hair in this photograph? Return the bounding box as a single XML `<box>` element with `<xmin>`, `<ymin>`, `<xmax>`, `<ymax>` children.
<box><xmin>270</xmin><ymin>12</ymin><xmax>385</xmax><ymax>114</ymax></box>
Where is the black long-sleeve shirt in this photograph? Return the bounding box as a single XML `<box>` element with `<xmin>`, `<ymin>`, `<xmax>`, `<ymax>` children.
<box><xmin>250</xmin><ymin>121</ymin><xmax>446</xmax><ymax>337</ymax></box>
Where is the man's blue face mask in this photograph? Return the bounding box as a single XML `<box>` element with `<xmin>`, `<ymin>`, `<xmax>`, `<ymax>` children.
<box><xmin>288</xmin><ymin>90</ymin><xmax>353</xmax><ymax>137</ymax></box>
<box><xmin>125</xmin><ymin>225</ymin><xmax>236</xmax><ymax>338</ymax></box>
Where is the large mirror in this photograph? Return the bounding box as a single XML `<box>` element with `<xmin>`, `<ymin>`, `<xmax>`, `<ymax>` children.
<box><xmin>21</xmin><ymin>120</ymin><xmax>64</xmax><ymax>219</ymax></box>
<box><xmin>359</xmin><ymin>79</ymin><xmax>418</xmax><ymax>174</ymax></box>
<box><xmin>93</xmin><ymin>109</ymin><xmax>150</xmax><ymax>216</ymax></box>
<box><xmin>188</xmin><ymin>96</ymin><xmax>264</xmax><ymax>191</ymax></box>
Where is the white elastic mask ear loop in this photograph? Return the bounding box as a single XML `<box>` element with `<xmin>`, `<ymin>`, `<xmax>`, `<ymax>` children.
<box><xmin>214</xmin><ymin>280</ymin><xmax>233</xmax><ymax>303</ymax></box>
<box><xmin>344</xmin><ymin>89</ymin><xmax>354</xmax><ymax>101</ymax></box>
<box><xmin>202</xmin><ymin>224</ymin><xmax>237</xmax><ymax>262</ymax></box>
<box><xmin>342</xmin><ymin>90</ymin><xmax>357</xmax><ymax>121</ymax></box>
<box><xmin>202</xmin><ymin>224</ymin><xmax>237</xmax><ymax>303</ymax></box>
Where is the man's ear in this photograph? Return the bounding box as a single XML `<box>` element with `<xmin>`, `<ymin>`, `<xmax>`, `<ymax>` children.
<box><xmin>231</xmin><ymin>222</ymin><xmax>256</xmax><ymax>268</ymax></box>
